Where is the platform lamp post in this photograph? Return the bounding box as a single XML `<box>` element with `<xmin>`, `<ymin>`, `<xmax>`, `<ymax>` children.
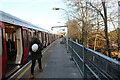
<box><xmin>52</xmin><ymin>7</ymin><xmax>69</xmax><ymax>53</ymax></box>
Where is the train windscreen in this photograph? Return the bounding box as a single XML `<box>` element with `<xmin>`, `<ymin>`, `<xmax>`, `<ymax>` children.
<box><xmin>0</xmin><ymin>27</ymin><xmax>3</xmax><ymax>56</ymax></box>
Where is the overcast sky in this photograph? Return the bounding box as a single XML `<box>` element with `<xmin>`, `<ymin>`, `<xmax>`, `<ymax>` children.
<box><xmin>0</xmin><ymin>0</ymin><xmax>67</xmax><ymax>31</ymax></box>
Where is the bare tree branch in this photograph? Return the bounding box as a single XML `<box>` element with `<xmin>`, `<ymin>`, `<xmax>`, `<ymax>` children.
<box><xmin>88</xmin><ymin>2</ymin><xmax>105</xmax><ymax>21</ymax></box>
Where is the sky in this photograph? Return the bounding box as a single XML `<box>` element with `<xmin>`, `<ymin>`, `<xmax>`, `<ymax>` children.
<box><xmin>0</xmin><ymin>0</ymin><xmax>118</xmax><ymax>32</ymax></box>
<box><xmin>0</xmin><ymin>0</ymin><xmax>67</xmax><ymax>32</ymax></box>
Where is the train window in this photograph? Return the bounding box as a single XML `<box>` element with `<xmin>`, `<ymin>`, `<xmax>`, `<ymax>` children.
<box><xmin>0</xmin><ymin>27</ymin><xmax>3</xmax><ymax>56</ymax></box>
<box><xmin>23</xmin><ymin>30</ymin><xmax>28</xmax><ymax>47</ymax></box>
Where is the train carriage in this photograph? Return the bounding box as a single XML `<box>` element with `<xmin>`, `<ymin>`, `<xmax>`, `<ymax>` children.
<box><xmin>0</xmin><ymin>10</ymin><xmax>57</xmax><ymax>79</ymax></box>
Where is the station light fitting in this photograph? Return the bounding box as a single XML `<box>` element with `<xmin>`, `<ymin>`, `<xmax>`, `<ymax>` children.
<box><xmin>52</xmin><ymin>7</ymin><xmax>60</xmax><ymax>10</ymax></box>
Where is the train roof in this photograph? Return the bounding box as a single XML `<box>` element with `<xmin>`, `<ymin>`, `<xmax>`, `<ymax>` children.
<box><xmin>0</xmin><ymin>10</ymin><xmax>51</xmax><ymax>33</ymax></box>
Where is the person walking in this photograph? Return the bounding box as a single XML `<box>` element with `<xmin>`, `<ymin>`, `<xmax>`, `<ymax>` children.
<box><xmin>29</xmin><ymin>33</ymin><xmax>43</xmax><ymax>78</ymax></box>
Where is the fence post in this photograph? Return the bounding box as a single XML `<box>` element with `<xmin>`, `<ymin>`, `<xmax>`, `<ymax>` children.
<box><xmin>83</xmin><ymin>42</ymin><xmax>87</xmax><ymax>79</ymax></box>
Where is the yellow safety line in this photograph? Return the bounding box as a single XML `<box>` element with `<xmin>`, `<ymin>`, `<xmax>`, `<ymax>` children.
<box><xmin>42</xmin><ymin>47</ymin><xmax>49</xmax><ymax>55</ymax></box>
<box><xmin>15</xmin><ymin>64</ymin><xmax>32</xmax><ymax>80</ymax></box>
<box><xmin>15</xmin><ymin>41</ymin><xmax>55</xmax><ymax>79</ymax></box>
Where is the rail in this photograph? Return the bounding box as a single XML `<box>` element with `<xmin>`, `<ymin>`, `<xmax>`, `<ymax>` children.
<box><xmin>68</xmin><ymin>39</ymin><xmax>120</xmax><ymax>80</ymax></box>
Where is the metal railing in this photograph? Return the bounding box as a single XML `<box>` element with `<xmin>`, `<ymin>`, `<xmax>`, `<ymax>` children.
<box><xmin>68</xmin><ymin>39</ymin><xmax>120</xmax><ymax>80</ymax></box>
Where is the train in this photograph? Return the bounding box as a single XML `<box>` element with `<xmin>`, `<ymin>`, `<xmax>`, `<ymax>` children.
<box><xmin>0</xmin><ymin>10</ymin><xmax>60</xmax><ymax>79</ymax></box>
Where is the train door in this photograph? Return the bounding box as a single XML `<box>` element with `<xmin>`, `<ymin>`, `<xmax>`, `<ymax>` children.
<box><xmin>41</xmin><ymin>32</ymin><xmax>44</xmax><ymax>48</ymax></box>
<box><xmin>0</xmin><ymin>22</ymin><xmax>7</xmax><ymax>79</ymax></box>
<box><xmin>44</xmin><ymin>33</ymin><xmax>47</xmax><ymax>47</ymax></box>
<box><xmin>15</xmin><ymin>28</ymin><xmax>23</xmax><ymax>64</ymax></box>
<box><xmin>48</xmin><ymin>34</ymin><xmax>50</xmax><ymax>45</ymax></box>
<box><xmin>46</xmin><ymin>33</ymin><xmax>49</xmax><ymax>46</ymax></box>
<box><xmin>51</xmin><ymin>34</ymin><xmax>54</xmax><ymax>42</ymax></box>
<box><xmin>28</xmin><ymin>29</ymin><xmax>35</xmax><ymax>39</ymax></box>
<box><xmin>28</xmin><ymin>29</ymin><xmax>32</xmax><ymax>42</ymax></box>
<box><xmin>22</xmin><ymin>28</ymin><xmax>29</xmax><ymax>64</ymax></box>
<box><xmin>42</xmin><ymin>32</ymin><xmax>46</xmax><ymax>48</ymax></box>
<box><xmin>49</xmin><ymin>34</ymin><xmax>52</xmax><ymax>44</ymax></box>
<box><xmin>5</xmin><ymin>24</ymin><xmax>23</xmax><ymax>64</ymax></box>
<box><xmin>38</xmin><ymin>31</ymin><xmax>42</xmax><ymax>44</ymax></box>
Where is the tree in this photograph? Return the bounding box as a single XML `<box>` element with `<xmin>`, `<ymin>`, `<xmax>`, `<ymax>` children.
<box><xmin>68</xmin><ymin>20</ymin><xmax>81</xmax><ymax>41</ymax></box>
<box><xmin>87</xmin><ymin>0</ymin><xmax>112</xmax><ymax>57</ymax></box>
<box><xmin>65</xmin><ymin>0</ymin><xmax>98</xmax><ymax>46</ymax></box>
<box><xmin>64</xmin><ymin>0</ymin><xmax>118</xmax><ymax>58</ymax></box>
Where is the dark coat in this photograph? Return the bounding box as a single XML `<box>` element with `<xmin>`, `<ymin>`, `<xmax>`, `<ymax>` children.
<box><xmin>29</xmin><ymin>37</ymin><xmax>42</xmax><ymax>60</ymax></box>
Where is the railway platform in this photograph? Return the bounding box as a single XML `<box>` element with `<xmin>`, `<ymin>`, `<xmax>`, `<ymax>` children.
<box><xmin>9</xmin><ymin>39</ymin><xmax>82</xmax><ymax>79</ymax></box>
